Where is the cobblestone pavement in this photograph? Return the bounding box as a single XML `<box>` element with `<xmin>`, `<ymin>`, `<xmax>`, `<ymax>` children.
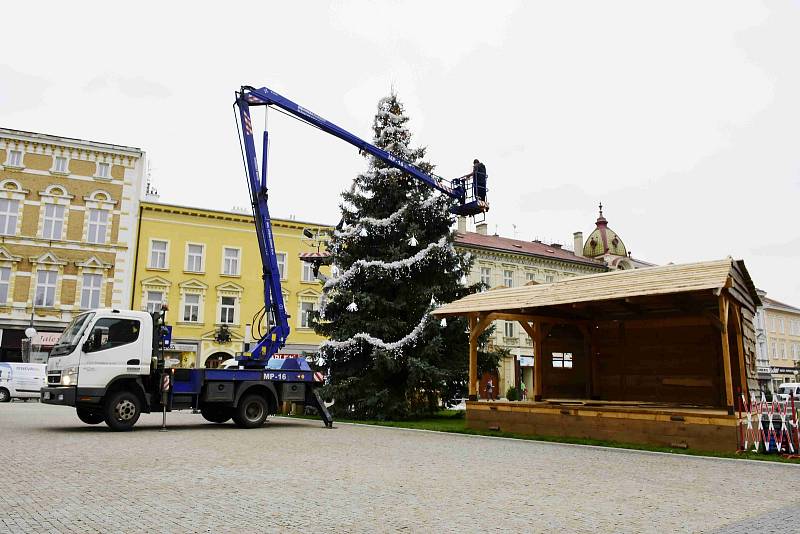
<box><xmin>2</xmin><ymin>403</ymin><xmax>799</xmax><ymax>533</ymax></box>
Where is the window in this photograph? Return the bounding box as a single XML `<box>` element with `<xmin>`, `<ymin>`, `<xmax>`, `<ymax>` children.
<box><xmin>552</xmin><ymin>352</ymin><xmax>573</xmax><ymax>368</ymax></box>
<box><xmin>503</xmin><ymin>270</ymin><xmax>514</xmax><ymax>288</ymax></box>
<box><xmin>526</xmin><ymin>272</ymin><xmax>536</xmax><ymax>283</ymax></box>
<box><xmin>146</xmin><ymin>291</ymin><xmax>163</xmax><ymax>313</ymax></box>
<box><xmin>87</xmin><ymin>209</ymin><xmax>108</xmax><ymax>244</ymax></box>
<box><xmin>0</xmin><ymin>199</ymin><xmax>19</xmax><ymax>235</ymax></box>
<box><xmin>53</xmin><ymin>156</ymin><xmax>68</xmax><ymax>173</ymax></box>
<box><xmin>96</xmin><ymin>162</ymin><xmax>110</xmax><ymax>179</ymax></box>
<box><xmin>770</xmin><ymin>317</ymin><xmax>776</xmax><ymax>332</ymax></box>
<box><xmin>302</xmin><ymin>261</ymin><xmax>315</xmax><ymax>282</ymax></box>
<box><xmin>35</xmin><ymin>270</ymin><xmax>58</xmax><ymax>307</ymax></box>
<box><xmin>220</xmin><ymin>296</ymin><xmax>236</xmax><ymax>324</ymax></box>
<box><xmin>183</xmin><ymin>294</ymin><xmax>200</xmax><ymax>322</ymax></box>
<box><xmin>771</xmin><ymin>341</ymin><xmax>777</xmax><ymax>358</ymax></box>
<box><xmin>223</xmin><ymin>247</ymin><xmax>240</xmax><ymax>275</ymax></box>
<box><xmin>300</xmin><ymin>301</ymin><xmax>315</xmax><ymax>328</ymax></box>
<box><xmin>150</xmin><ymin>240</ymin><xmax>168</xmax><ymax>269</ymax></box>
<box><xmin>0</xmin><ymin>267</ymin><xmax>9</xmax><ymax>302</ymax></box>
<box><xmin>504</xmin><ymin>321</ymin><xmax>514</xmax><ymax>338</ymax></box>
<box><xmin>545</xmin><ymin>274</ymin><xmax>555</xmax><ymax>283</ymax></box>
<box><xmin>6</xmin><ymin>150</ymin><xmax>22</xmax><ymax>167</ymax></box>
<box><xmin>80</xmin><ymin>273</ymin><xmax>102</xmax><ymax>309</ymax></box>
<box><xmin>781</xmin><ymin>343</ymin><xmax>787</xmax><ymax>358</ymax></box>
<box><xmin>85</xmin><ymin>318</ymin><xmax>140</xmax><ymax>352</ymax></box>
<box><xmin>480</xmin><ymin>267</ymin><xmax>491</xmax><ymax>287</ymax></box>
<box><xmin>794</xmin><ymin>344</ymin><xmax>800</xmax><ymax>361</ymax></box>
<box><xmin>42</xmin><ymin>204</ymin><xmax>65</xmax><ymax>240</ymax></box>
<box><xmin>186</xmin><ymin>244</ymin><xmax>204</xmax><ymax>272</ymax></box>
<box><xmin>779</xmin><ymin>318</ymin><xmax>785</xmax><ymax>334</ymax></box>
<box><xmin>276</xmin><ymin>252</ymin><xmax>287</xmax><ymax>280</ymax></box>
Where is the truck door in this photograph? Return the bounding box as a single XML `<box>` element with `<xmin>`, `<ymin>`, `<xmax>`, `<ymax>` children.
<box><xmin>79</xmin><ymin>317</ymin><xmax>144</xmax><ymax>388</ymax></box>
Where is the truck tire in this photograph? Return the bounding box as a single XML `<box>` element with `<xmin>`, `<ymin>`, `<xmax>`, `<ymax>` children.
<box><xmin>232</xmin><ymin>393</ymin><xmax>268</xmax><ymax>428</ymax></box>
<box><xmin>201</xmin><ymin>406</ymin><xmax>232</xmax><ymax>424</ymax></box>
<box><xmin>103</xmin><ymin>391</ymin><xmax>142</xmax><ymax>431</ymax></box>
<box><xmin>0</xmin><ymin>388</ymin><xmax>9</xmax><ymax>402</ymax></box>
<box><xmin>76</xmin><ymin>407</ymin><xmax>104</xmax><ymax>425</ymax></box>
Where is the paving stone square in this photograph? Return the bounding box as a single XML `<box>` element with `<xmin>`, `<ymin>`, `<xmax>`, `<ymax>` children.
<box><xmin>1</xmin><ymin>403</ymin><xmax>798</xmax><ymax>533</ymax></box>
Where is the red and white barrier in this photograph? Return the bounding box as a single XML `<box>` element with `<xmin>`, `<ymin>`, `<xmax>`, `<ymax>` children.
<box><xmin>739</xmin><ymin>393</ymin><xmax>799</xmax><ymax>453</ymax></box>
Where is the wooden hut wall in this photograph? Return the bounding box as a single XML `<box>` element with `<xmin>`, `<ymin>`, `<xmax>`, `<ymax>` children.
<box><xmin>741</xmin><ymin>307</ymin><xmax>759</xmax><ymax>395</ymax></box>
<box><xmin>541</xmin><ymin>324</ymin><xmax>587</xmax><ymax>398</ymax></box>
<box><xmin>595</xmin><ymin>321</ymin><xmax>723</xmax><ymax>406</ymax></box>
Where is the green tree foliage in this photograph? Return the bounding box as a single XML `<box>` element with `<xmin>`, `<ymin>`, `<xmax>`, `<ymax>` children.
<box><xmin>315</xmin><ymin>93</ymin><xmax>479</xmax><ymax>419</ymax></box>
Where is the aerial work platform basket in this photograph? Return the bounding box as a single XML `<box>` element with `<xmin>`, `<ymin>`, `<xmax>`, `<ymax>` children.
<box><xmin>449</xmin><ymin>173</ymin><xmax>489</xmax><ymax>221</ymax></box>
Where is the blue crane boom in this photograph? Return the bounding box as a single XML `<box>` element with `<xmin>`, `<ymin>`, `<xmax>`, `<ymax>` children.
<box><xmin>234</xmin><ymin>85</ymin><xmax>488</xmax><ymax>365</ymax></box>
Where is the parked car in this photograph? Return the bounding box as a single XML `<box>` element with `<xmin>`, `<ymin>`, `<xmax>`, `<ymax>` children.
<box><xmin>0</xmin><ymin>362</ymin><xmax>46</xmax><ymax>402</ymax></box>
<box><xmin>775</xmin><ymin>382</ymin><xmax>800</xmax><ymax>403</ymax></box>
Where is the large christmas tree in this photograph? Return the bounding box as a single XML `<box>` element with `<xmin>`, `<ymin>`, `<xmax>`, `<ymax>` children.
<box><xmin>315</xmin><ymin>93</ymin><xmax>477</xmax><ymax>419</ymax></box>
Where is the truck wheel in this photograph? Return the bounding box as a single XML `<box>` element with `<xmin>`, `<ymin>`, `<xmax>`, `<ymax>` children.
<box><xmin>201</xmin><ymin>406</ymin><xmax>232</xmax><ymax>424</ymax></box>
<box><xmin>0</xmin><ymin>388</ymin><xmax>9</xmax><ymax>403</ymax></box>
<box><xmin>232</xmin><ymin>394</ymin><xmax>268</xmax><ymax>428</ymax></box>
<box><xmin>76</xmin><ymin>407</ymin><xmax>104</xmax><ymax>425</ymax></box>
<box><xmin>103</xmin><ymin>391</ymin><xmax>141</xmax><ymax>431</ymax></box>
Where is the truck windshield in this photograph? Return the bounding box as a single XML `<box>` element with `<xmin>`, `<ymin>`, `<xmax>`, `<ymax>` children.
<box><xmin>50</xmin><ymin>313</ymin><xmax>95</xmax><ymax>357</ymax></box>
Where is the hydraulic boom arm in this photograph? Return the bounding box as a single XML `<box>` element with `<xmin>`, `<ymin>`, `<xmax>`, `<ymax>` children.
<box><xmin>234</xmin><ymin>85</ymin><xmax>488</xmax><ymax>364</ymax></box>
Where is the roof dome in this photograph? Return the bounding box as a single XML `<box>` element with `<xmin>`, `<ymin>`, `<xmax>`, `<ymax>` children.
<box><xmin>583</xmin><ymin>203</ymin><xmax>627</xmax><ymax>258</ymax></box>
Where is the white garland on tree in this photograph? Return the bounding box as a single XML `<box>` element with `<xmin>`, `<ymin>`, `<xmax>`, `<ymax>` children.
<box><xmin>324</xmin><ymin>236</ymin><xmax>451</xmax><ymax>290</ymax></box>
<box><xmin>320</xmin><ymin>312</ymin><xmax>430</xmax><ymax>351</ymax></box>
<box><xmin>334</xmin><ymin>195</ymin><xmax>440</xmax><ymax>239</ymax></box>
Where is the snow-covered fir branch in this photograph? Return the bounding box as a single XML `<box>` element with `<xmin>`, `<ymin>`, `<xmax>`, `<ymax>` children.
<box><xmin>324</xmin><ymin>236</ymin><xmax>450</xmax><ymax>290</ymax></box>
<box><xmin>333</xmin><ymin>195</ymin><xmax>440</xmax><ymax>239</ymax></box>
<box><xmin>320</xmin><ymin>312</ymin><xmax>429</xmax><ymax>352</ymax></box>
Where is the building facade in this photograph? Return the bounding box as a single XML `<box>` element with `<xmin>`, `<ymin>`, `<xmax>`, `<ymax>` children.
<box><xmin>132</xmin><ymin>201</ymin><xmax>332</xmax><ymax>368</ymax></box>
<box><xmin>455</xmin><ymin>220</ymin><xmax>606</xmax><ymax>397</ymax></box>
<box><xmin>754</xmin><ymin>291</ymin><xmax>800</xmax><ymax>393</ymax></box>
<box><xmin>0</xmin><ymin>129</ymin><xmax>145</xmax><ymax>362</ymax></box>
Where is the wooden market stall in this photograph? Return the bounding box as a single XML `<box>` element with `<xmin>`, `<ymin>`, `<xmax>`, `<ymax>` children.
<box><xmin>433</xmin><ymin>258</ymin><xmax>761</xmax><ymax>452</ymax></box>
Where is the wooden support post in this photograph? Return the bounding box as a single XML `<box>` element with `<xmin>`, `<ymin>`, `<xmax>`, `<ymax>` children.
<box><xmin>718</xmin><ymin>295</ymin><xmax>735</xmax><ymax>415</ymax></box>
<box><xmin>619</xmin><ymin>322</ymin><xmax>627</xmax><ymax>400</ymax></box>
<box><xmin>468</xmin><ymin>314</ymin><xmax>478</xmax><ymax>401</ymax></box>
<box><xmin>731</xmin><ymin>304</ymin><xmax>749</xmax><ymax>400</ymax></box>
<box><xmin>533</xmin><ymin>320</ymin><xmax>544</xmax><ymax>401</ymax></box>
<box><xmin>578</xmin><ymin>325</ymin><xmax>592</xmax><ymax>399</ymax></box>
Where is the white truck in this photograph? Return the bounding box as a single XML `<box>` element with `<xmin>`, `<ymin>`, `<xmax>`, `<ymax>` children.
<box><xmin>41</xmin><ymin>308</ymin><xmax>331</xmax><ymax>431</ymax></box>
<box><xmin>0</xmin><ymin>362</ymin><xmax>46</xmax><ymax>402</ymax></box>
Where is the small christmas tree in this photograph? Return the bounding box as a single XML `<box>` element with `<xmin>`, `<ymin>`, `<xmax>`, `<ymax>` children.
<box><xmin>315</xmin><ymin>92</ymin><xmax>477</xmax><ymax>419</ymax></box>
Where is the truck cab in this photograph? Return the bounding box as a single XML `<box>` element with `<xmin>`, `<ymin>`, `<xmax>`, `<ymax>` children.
<box><xmin>42</xmin><ymin>309</ymin><xmax>154</xmax><ymax>427</ymax></box>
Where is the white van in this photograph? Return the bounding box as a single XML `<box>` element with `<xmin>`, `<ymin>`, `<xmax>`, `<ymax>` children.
<box><xmin>0</xmin><ymin>362</ymin><xmax>47</xmax><ymax>402</ymax></box>
<box><xmin>776</xmin><ymin>382</ymin><xmax>800</xmax><ymax>402</ymax></box>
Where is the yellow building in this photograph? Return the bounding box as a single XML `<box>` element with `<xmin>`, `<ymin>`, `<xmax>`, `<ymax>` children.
<box><xmin>0</xmin><ymin>128</ymin><xmax>145</xmax><ymax>362</ymax></box>
<box><xmin>132</xmin><ymin>200</ymin><xmax>332</xmax><ymax>368</ymax></box>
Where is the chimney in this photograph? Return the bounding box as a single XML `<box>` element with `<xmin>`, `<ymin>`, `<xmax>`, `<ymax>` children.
<box><xmin>573</xmin><ymin>231</ymin><xmax>583</xmax><ymax>257</ymax></box>
<box><xmin>457</xmin><ymin>216</ymin><xmax>467</xmax><ymax>233</ymax></box>
<box><xmin>476</xmin><ymin>223</ymin><xmax>488</xmax><ymax>235</ymax></box>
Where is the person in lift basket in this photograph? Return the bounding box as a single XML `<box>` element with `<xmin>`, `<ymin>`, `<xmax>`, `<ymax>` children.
<box><xmin>472</xmin><ymin>158</ymin><xmax>487</xmax><ymax>202</ymax></box>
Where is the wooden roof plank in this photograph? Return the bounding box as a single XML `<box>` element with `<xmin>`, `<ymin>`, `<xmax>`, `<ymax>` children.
<box><xmin>433</xmin><ymin>258</ymin><xmax>759</xmax><ymax>317</ymax></box>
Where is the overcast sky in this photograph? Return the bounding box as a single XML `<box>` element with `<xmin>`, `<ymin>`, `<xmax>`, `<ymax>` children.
<box><xmin>3</xmin><ymin>1</ymin><xmax>799</xmax><ymax>304</ymax></box>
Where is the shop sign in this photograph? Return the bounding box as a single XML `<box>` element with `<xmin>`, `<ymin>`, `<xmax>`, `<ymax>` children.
<box><xmin>34</xmin><ymin>332</ymin><xmax>62</xmax><ymax>347</ymax></box>
<box><xmin>167</xmin><ymin>343</ymin><xmax>196</xmax><ymax>352</ymax></box>
<box><xmin>769</xmin><ymin>366</ymin><xmax>798</xmax><ymax>374</ymax></box>
<box><xmin>273</xmin><ymin>353</ymin><xmax>302</xmax><ymax>359</ymax></box>
<box><xmin>518</xmin><ymin>356</ymin><xmax>534</xmax><ymax>367</ymax></box>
